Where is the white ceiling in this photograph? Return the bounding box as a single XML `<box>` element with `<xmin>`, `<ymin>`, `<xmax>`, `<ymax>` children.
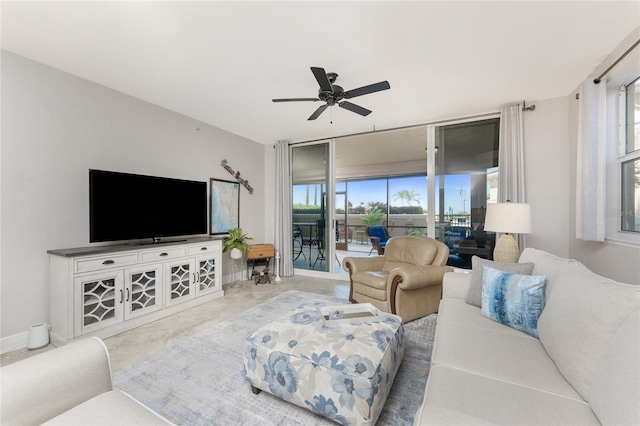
<box><xmin>2</xmin><ymin>1</ymin><xmax>639</xmax><ymax>145</ymax></box>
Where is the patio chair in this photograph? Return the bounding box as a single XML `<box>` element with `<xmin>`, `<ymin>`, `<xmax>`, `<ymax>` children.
<box><xmin>443</xmin><ymin>226</ymin><xmax>468</xmax><ymax>249</ymax></box>
<box><xmin>312</xmin><ymin>219</ymin><xmax>326</xmax><ymax>268</ymax></box>
<box><xmin>336</xmin><ymin>221</ymin><xmax>352</xmax><ymax>242</ymax></box>
<box><xmin>366</xmin><ymin>225</ymin><xmax>390</xmax><ymax>255</ymax></box>
<box><xmin>293</xmin><ymin>224</ymin><xmax>306</xmax><ymax>261</ymax></box>
<box><xmin>312</xmin><ymin>219</ymin><xmax>341</xmax><ymax>269</ymax></box>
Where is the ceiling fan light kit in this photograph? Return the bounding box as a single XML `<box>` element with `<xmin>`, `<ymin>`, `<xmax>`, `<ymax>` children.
<box><xmin>272</xmin><ymin>67</ymin><xmax>390</xmax><ymax>121</ymax></box>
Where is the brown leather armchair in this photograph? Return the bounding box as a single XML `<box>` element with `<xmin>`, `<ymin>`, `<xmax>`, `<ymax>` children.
<box><xmin>343</xmin><ymin>236</ymin><xmax>452</xmax><ymax>322</ymax></box>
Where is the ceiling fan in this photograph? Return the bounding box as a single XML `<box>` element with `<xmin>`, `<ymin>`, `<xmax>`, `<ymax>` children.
<box><xmin>272</xmin><ymin>67</ymin><xmax>390</xmax><ymax>121</ymax></box>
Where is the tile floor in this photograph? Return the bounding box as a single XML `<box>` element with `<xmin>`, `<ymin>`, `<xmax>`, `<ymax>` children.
<box><xmin>0</xmin><ymin>275</ymin><xmax>350</xmax><ymax>371</ymax></box>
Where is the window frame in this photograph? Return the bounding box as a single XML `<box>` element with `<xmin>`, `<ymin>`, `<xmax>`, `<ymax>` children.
<box><xmin>616</xmin><ymin>78</ymin><xmax>640</xmax><ymax>234</ymax></box>
<box><xmin>604</xmin><ymin>50</ymin><xmax>640</xmax><ymax>245</ymax></box>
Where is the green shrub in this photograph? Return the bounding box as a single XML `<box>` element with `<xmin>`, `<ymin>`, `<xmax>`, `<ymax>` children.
<box><xmin>389</xmin><ymin>206</ymin><xmax>423</xmax><ymax>214</ymax></box>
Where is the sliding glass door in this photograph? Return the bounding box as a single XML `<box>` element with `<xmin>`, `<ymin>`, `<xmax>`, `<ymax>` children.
<box><xmin>289</xmin><ymin>116</ymin><xmax>500</xmax><ymax>276</ymax></box>
<box><xmin>428</xmin><ymin>117</ymin><xmax>500</xmax><ymax>267</ymax></box>
<box><xmin>291</xmin><ymin>141</ymin><xmax>334</xmax><ymax>273</ymax></box>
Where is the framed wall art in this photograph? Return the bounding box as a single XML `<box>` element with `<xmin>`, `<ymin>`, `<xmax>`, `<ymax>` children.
<box><xmin>209</xmin><ymin>178</ymin><xmax>240</xmax><ymax>235</ymax></box>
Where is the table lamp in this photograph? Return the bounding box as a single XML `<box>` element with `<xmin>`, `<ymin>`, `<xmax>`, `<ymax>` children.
<box><xmin>484</xmin><ymin>202</ymin><xmax>531</xmax><ymax>263</ymax></box>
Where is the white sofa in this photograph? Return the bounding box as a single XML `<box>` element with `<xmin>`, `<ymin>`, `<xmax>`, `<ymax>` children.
<box><xmin>414</xmin><ymin>248</ymin><xmax>640</xmax><ymax>425</ymax></box>
<box><xmin>1</xmin><ymin>337</ymin><xmax>172</xmax><ymax>425</ymax></box>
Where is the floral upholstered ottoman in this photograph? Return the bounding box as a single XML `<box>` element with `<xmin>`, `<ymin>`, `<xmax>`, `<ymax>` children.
<box><xmin>243</xmin><ymin>300</ymin><xmax>404</xmax><ymax>426</ymax></box>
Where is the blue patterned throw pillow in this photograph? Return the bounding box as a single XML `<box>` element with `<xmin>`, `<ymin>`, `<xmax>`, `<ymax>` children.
<box><xmin>481</xmin><ymin>266</ymin><xmax>546</xmax><ymax>338</ymax></box>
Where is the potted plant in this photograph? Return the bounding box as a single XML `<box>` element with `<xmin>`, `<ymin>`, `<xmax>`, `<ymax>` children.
<box><xmin>362</xmin><ymin>206</ymin><xmax>385</xmax><ymax>226</ymax></box>
<box><xmin>223</xmin><ymin>227</ymin><xmax>253</xmax><ymax>259</ymax></box>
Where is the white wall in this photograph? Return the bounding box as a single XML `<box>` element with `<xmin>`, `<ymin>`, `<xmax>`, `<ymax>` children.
<box><xmin>263</xmin><ymin>144</ymin><xmax>276</xmax><ymax>246</ymax></box>
<box><xmin>523</xmin><ymin>96</ymin><xmax>572</xmax><ymax>257</ymax></box>
<box><xmin>1</xmin><ymin>51</ymin><xmax>266</xmax><ymax>342</ymax></box>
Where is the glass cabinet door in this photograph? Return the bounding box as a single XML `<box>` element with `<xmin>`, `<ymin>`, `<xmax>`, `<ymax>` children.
<box><xmin>74</xmin><ymin>270</ymin><xmax>124</xmax><ymax>335</ymax></box>
<box><xmin>195</xmin><ymin>255</ymin><xmax>219</xmax><ymax>296</ymax></box>
<box><xmin>165</xmin><ymin>259</ymin><xmax>196</xmax><ymax>307</ymax></box>
<box><xmin>125</xmin><ymin>264</ymin><xmax>163</xmax><ymax>320</ymax></box>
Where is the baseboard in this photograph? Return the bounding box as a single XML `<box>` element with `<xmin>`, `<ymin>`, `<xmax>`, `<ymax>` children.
<box><xmin>1</xmin><ymin>331</ymin><xmax>28</xmax><ymax>355</ymax></box>
<box><xmin>224</xmin><ymin>266</ymin><xmax>248</xmax><ymax>284</ymax></box>
<box><xmin>3</xmin><ymin>272</ymin><xmax>242</xmax><ymax>355</ymax></box>
<box><xmin>2</xmin><ymin>324</ymin><xmax>52</xmax><ymax>355</ymax></box>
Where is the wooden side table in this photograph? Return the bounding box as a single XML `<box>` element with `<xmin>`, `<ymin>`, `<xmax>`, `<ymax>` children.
<box><xmin>246</xmin><ymin>244</ymin><xmax>274</xmax><ymax>283</ymax></box>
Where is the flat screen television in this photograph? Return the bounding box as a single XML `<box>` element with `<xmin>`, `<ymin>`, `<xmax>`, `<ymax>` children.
<box><xmin>89</xmin><ymin>169</ymin><xmax>207</xmax><ymax>243</ymax></box>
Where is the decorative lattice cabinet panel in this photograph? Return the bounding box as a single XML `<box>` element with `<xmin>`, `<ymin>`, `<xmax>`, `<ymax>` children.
<box><xmin>164</xmin><ymin>259</ymin><xmax>196</xmax><ymax>307</ymax></box>
<box><xmin>73</xmin><ymin>270</ymin><xmax>124</xmax><ymax>336</ymax></box>
<box><xmin>125</xmin><ymin>264</ymin><xmax>163</xmax><ymax>320</ymax></box>
<box><xmin>195</xmin><ymin>256</ymin><xmax>219</xmax><ymax>296</ymax></box>
<box><xmin>49</xmin><ymin>238</ymin><xmax>223</xmax><ymax>345</ymax></box>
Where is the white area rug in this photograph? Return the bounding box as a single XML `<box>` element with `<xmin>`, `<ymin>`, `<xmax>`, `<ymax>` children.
<box><xmin>113</xmin><ymin>290</ymin><xmax>436</xmax><ymax>425</ymax></box>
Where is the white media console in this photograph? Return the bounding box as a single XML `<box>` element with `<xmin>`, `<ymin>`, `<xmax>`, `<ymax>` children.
<box><xmin>48</xmin><ymin>237</ymin><xmax>224</xmax><ymax>345</ymax></box>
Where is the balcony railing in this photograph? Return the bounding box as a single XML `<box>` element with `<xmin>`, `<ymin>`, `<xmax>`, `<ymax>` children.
<box><xmin>293</xmin><ymin>213</ymin><xmax>473</xmax><ymax>242</ymax></box>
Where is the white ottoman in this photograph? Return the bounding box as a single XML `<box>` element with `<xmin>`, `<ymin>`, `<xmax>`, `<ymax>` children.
<box><xmin>243</xmin><ymin>300</ymin><xmax>405</xmax><ymax>425</ymax></box>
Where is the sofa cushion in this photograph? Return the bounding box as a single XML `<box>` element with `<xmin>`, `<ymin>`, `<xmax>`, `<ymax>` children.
<box><xmin>588</xmin><ymin>310</ymin><xmax>640</xmax><ymax>425</ymax></box>
<box><xmin>437</xmin><ymin>298</ymin><xmax>534</xmax><ymax>338</ymax></box>
<box><xmin>44</xmin><ymin>391</ymin><xmax>172</xmax><ymax>425</ymax></box>
<box><xmin>416</xmin><ymin>365</ymin><xmax>599</xmax><ymax>425</ymax></box>
<box><xmin>413</xmin><ymin>404</ymin><xmax>495</xmax><ymax>425</ymax></box>
<box><xmin>442</xmin><ymin>271</ymin><xmax>472</xmax><ymax>300</ymax></box>
<box><xmin>431</xmin><ymin>322</ymin><xmax>582</xmax><ymax>400</ymax></box>
<box><xmin>537</xmin><ymin>267</ymin><xmax>640</xmax><ymax>400</ymax></box>
<box><xmin>480</xmin><ymin>266</ymin><xmax>546</xmax><ymax>338</ymax></box>
<box><xmin>351</xmin><ymin>271</ymin><xmax>388</xmax><ymax>290</ymax></box>
<box><xmin>518</xmin><ymin>247</ymin><xmax>588</xmax><ymax>301</ymax></box>
<box><xmin>351</xmin><ymin>276</ymin><xmax>387</xmax><ymax>302</ymax></box>
<box><xmin>465</xmin><ymin>256</ymin><xmax>534</xmax><ymax>307</ymax></box>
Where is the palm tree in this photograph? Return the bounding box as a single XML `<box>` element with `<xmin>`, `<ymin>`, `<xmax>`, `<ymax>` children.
<box><xmin>394</xmin><ymin>189</ymin><xmax>420</xmax><ymax>206</ymax></box>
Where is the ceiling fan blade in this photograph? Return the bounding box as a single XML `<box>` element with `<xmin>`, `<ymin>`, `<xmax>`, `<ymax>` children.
<box><xmin>339</xmin><ymin>101</ymin><xmax>372</xmax><ymax>117</ymax></box>
<box><xmin>344</xmin><ymin>81</ymin><xmax>390</xmax><ymax>99</ymax></box>
<box><xmin>272</xmin><ymin>98</ymin><xmax>319</xmax><ymax>102</ymax></box>
<box><xmin>308</xmin><ymin>104</ymin><xmax>329</xmax><ymax>120</ymax></box>
<box><xmin>311</xmin><ymin>67</ymin><xmax>333</xmax><ymax>92</ymax></box>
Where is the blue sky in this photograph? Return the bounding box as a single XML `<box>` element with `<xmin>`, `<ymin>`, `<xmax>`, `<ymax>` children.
<box><xmin>293</xmin><ymin>174</ymin><xmax>474</xmax><ymax>214</ymax></box>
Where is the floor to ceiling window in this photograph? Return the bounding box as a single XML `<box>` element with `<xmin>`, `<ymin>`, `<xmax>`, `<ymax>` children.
<box><xmin>388</xmin><ymin>175</ymin><xmax>428</xmax><ymax>235</ymax></box>
<box><xmin>291</xmin><ymin>142</ymin><xmax>332</xmax><ymax>273</ymax></box>
<box><xmin>290</xmin><ymin>116</ymin><xmax>500</xmax><ymax>275</ymax></box>
<box><xmin>430</xmin><ymin>117</ymin><xmax>500</xmax><ymax>267</ymax></box>
<box><xmin>338</xmin><ymin>175</ymin><xmax>428</xmax><ymax>239</ymax></box>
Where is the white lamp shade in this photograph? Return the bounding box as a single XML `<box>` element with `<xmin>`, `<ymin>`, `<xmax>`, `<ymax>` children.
<box><xmin>484</xmin><ymin>203</ymin><xmax>532</xmax><ymax>234</ymax></box>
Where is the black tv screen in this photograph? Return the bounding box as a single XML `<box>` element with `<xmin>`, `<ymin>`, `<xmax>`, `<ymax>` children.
<box><xmin>90</xmin><ymin>169</ymin><xmax>207</xmax><ymax>243</ymax></box>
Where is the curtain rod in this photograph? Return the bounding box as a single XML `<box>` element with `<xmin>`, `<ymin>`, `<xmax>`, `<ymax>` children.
<box><xmin>288</xmin><ymin>102</ymin><xmax>536</xmax><ymax>145</ymax></box>
<box><xmin>289</xmin><ymin>110</ymin><xmax>500</xmax><ymax>146</ymax></box>
<box><xmin>594</xmin><ymin>38</ymin><xmax>640</xmax><ymax>84</ymax></box>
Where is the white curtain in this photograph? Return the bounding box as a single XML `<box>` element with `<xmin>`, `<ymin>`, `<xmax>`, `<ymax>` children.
<box><xmin>498</xmin><ymin>103</ymin><xmax>527</xmax><ymax>250</ymax></box>
<box><xmin>576</xmin><ymin>78</ymin><xmax>606</xmax><ymax>241</ymax></box>
<box><xmin>274</xmin><ymin>140</ymin><xmax>294</xmax><ymax>277</ymax></box>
